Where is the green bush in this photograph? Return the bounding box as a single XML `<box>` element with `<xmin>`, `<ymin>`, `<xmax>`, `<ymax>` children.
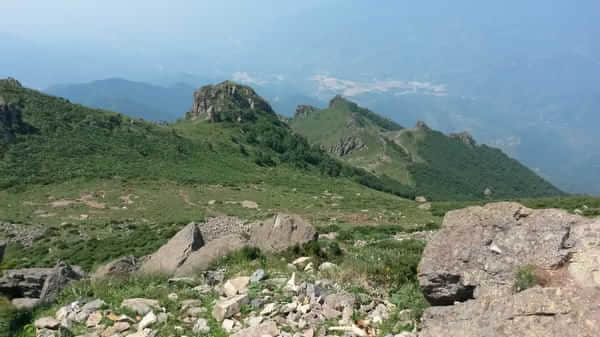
<box><xmin>514</xmin><ymin>265</ymin><xmax>540</xmax><ymax>292</ymax></box>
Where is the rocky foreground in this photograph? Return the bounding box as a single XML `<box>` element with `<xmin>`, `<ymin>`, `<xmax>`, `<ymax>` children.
<box><xmin>3</xmin><ymin>202</ymin><xmax>600</xmax><ymax>337</ymax></box>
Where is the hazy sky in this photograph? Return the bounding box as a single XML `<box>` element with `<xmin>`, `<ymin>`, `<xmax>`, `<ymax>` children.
<box><xmin>2</xmin><ymin>1</ymin><xmax>599</xmax><ymax>88</ymax></box>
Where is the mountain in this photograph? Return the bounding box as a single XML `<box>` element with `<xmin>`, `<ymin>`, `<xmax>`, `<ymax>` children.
<box><xmin>45</xmin><ymin>78</ymin><xmax>195</xmax><ymax>121</ymax></box>
<box><xmin>0</xmin><ymin>78</ymin><xmax>416</xmax><ymax>201</ymax></box>
<box><xmin>290</xmin><ymin>96</ymin><xmax>563</xmax><ymax>200</ymax></box>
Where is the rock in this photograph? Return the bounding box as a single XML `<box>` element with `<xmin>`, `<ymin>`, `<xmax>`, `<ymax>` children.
<box><xmin>189</xmin><ymin>81</ymin><xmax>275</xmax><ymax>122</ymax></box>
<box><xmin>175</xmin><ymin>234</ymin><xmax>248</xmax><ymax>276</ymax></box>
<box><xmin>292</xmin><ymin>257</ymin><xmax>312</xmax><ymax>269</ymax></box>
<box><xmin>418</xmin><ymin>202</ymin><xmax>577</xmax><ymax>305</ymax></box>
<box><xmin>167</xmin><ymin>293</ymin><xmax>178</xmax><ymax>301</ymax></box>
<box><xmin>86</xmin><ymin>311</ymin><xmax>103</xmax><ymax>327</ymax></box>
<box><xmin>221</xmin><ymin>319</ymin><xmax>235</xmax><ymax>332</ymax></box>
<box><xmin>0</xmin><ymin>261</ymin><xmax>83</xmax><ymax>304</ymax></box>
<box><xmin>250</xmin><ymin>214</ymin><xmax>317</xmax><ymax>253</ymax></box>
<box><xmin>193</xmin><ymin>318</ymin><xmax>211</xmax><ymax>334</ymax></box>
<box><xmin>415</xmin><ymin>196</ymin><xmax>427</xmax><ymax>203</ymax></box>
<box><xmin>328</xmin><ymin>325</ymin><xmax>367</xmax><ymax>337</ymax></box>
<box><xmin>11</xmin><ymin>297</ymin><xmax>40</xmax><ymax>309</ymax></box>
<box><xmin>167</xmin><ymin>277</ymin><xmax>197</xmax><ymax>286</ymax></box>
<box><xmin>212</xmin><ymin>294</ymin><xmax>249</xmax><ymax>321</ymax></box>
<box><xmin>242</xmin><ymin>200</ymin><xmax>259</xmax><ymax>209</ymax></box>
<box><xmin>92</xmin><ymin>256</ymin><xmax>138</xmax><ymax>279</ymax></box>
<box><xmin>120</xmin><ymin>298</ymin><xmax>160</xmax><ymax>315</ymax></box>
<box><xmin>419</xmin><ymin>287</ymin><xmax>599</xmax><ymax>337</ymax></box>
<box><xmin>140</xmin><ymin>222</ymin><xmax>204</xmax><ymax>275</ymax></box>
<box><xmin>250</xmin><ymin>269</ymin><xmax>266</xmax><ymax>283</ymax></box>
<box><xmin>294</xmin><ymin>105</ymin><xmax>318</xmax><ymax>119</ymax></box>
<box><xmin>417</xmin><ymin>202</ymin><xmax>431</xmax><ymax>210</ymax></box>
<box><xmin>138</xmin><ymin>311</ymin><xmax>157</xmax><ymax>330</ymax></box>
<box><xmin>318</xmin><ymin>262</ymin><xmax>337</xmax><ymax>272</ymax></box>
<box><xmin>230</xmin><ymin>321</ymin><xmax>279</xmax><ymax>337</ymax></box>
<box><xmin>181</xmin><ymin>299</ymin><xmax>203</xmax><ymax>311</ymax></box>
<box><xmin>0</xmin><ymin>240</ymin><xmax>5</xmax><ymax>264</ymax></box>
<box><xmin>125</xmin><ymin>328</ymin><xmax>156</xmax><ymax>337</ymax></box>
<box><xmin>284</xmin><ymin>272</ymin><xmax>298</xmax><ymax>292</ymax></box>
<box><xmin>40</xmin><ymin>261</ymin><xmax>85</xmax><ymax>302</ymax></box>
<box><xmin>223</xmin><ymin>276</ymin><xmax>250</xmax><ymax>297</ymax></box>
<box><xmin>35</xmin><ymin>317</ymin><xmax>61</xmax><ymax>330</ymax></box>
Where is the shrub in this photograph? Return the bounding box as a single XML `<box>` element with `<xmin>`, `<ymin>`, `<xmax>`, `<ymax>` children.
<box><xmin>514</xmin><ymin>265</ymin><xmax>542</xmax><ymax>292</ymax></box>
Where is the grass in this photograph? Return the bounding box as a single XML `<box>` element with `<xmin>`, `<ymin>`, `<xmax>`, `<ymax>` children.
<box><xmin>514</xmin><ymin>265</ymin><xmax>541</xmax><ymax>292</ymax></box>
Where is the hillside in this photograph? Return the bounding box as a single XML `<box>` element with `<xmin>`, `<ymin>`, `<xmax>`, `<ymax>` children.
<box><xmin>290</xmin><ymin>96</ymin><xmax>563</xmax><ymax>200</ymax></box>
<box><xmin>45</xmin><ymin>78</ymin><xmax>194</xmax><ymax>121</ymax></box>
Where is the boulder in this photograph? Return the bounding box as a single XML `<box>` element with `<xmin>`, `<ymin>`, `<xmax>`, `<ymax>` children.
<box><xmin>0</xmin><ymin>261</ymin><xmax>83</xmax><ymax>303</ymax></box>
<box><xmin>419</xmin><ymin>287</ymin><xmax>599</xmax><ymax>337</ymax></box>
<box><xmin>11</xmin><ymin>297</ymin><xmax>40</xmax><ymax>310</ymax></box>
<box><xmin>121</xmin><ymin>298</ymin><xmax>160</xmax><ymax>315</ymax></box>
<box><xmin>418</xmin><ymin>202</ymin><xmax>576</xmax><ymax>305</ymax></box>
<box><xmin>140</xmin><ymin>222</ymin><xmax>204</xmax><ymax>275</ymax></box>
<box><xmin>212</xmin><ymin>294</ymin><xmax>249</xmax><ymax>321</ymax></box>
<box><xmin>230</xmin><ymin>320</ymin><xmax>279</xmax><ymax>337</ymax></box>
<box><xmin>250</xmin><ymin>213</ymin><xmax>317</xmax><ymax>252</ymax></box>
<box><xmin>223</xmin><ymin>276</ymin><xmax>250</xmax><ymax>297</ymax></box>
<box><xmin>175</xmin><ymin>234</ymin><xmax>248</xmax><ymax>276</ymax></box>
<box><xmin>416</xmin><ymin>202</ymin><xmax>600</xmax><ymax>337</ymax></box>
<box><xmin>92</xmin><ymin>256</ymin><xmax>138</xmax><ymax>279</ymax></box>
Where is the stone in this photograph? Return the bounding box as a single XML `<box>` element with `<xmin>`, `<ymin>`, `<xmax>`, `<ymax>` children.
<box><xmin>167</xmin><ymin>277</ymin><xmax>197</xmax><ymax>286</ymax></box>
<box><xmin>11</xmin><ymin>297</ymin><xmax>40</xmax><ymax>309</ymax></box>
<box><xmin>175</xmin><ymin>234</ymin><xmax>248</xmax><ymax>276</ymax></box>
<box><xmin>140</xmin><ymin>222</ymin><xmax>204</xmax><ymax>275</ymax></box>
<box><xmin>180</xmin><ymin>299</ymin><xmax>203</xmax><ymax>311</ymax></box>
<box><xmin>221</xmin><ymin>319</ymin><xmax>235</xmax><ymax>332</ymax></box>
<box><xmin>415</xmin><ymin>196</ymin><xmax>427</xmax><ymax>203</ymax></box>
<box><xmin>242</xmin><ymin>200</ymin><xmax>259</xmax><ymax>209</ymax></box>
<box><xmin>318</xmin><ymin>262</ymin><xmax>337</xmax><ymax>272</ymax></box>
<box><xmin>250</xmin><ymin>214</ymin><xmax>317</xmax><ymax>253</ymax></box>
<box><xmin>417</xmin><ymin>202</ymin><xmax>431</xmax><ymax>210</ymax></box>
<box><xmin>283</xmin><ymin>273</ymin><xmax>298</xmax><ymax>292</ymax></box>
<box><xmin>120</xmin><ymin>298</ymin><xmax>160</xmax><ymax>315</ymax></box>
<box><xmin>212</xmin><ymin>294</ymin><xmax>249</xmax><ymax>321</ymax></box>
<box><xmin>92</xmin><ymin>256</ymin><xmax>138</xmax><ymax>279</ymax></box>
<box><xmin>138</xmin><ymin>311</ymin><xmax>157</xmax><ymax>330</ymax></box>
<box><xmin>39</xmin><ymin>261</ymin><xmax>85</xmax><ymax>302</ymax></box>
<box><xmin>86</xmin><ymin>311</ymin><xmax>103</xmax><ymax>327</ymax></box>
<box><xmin>125</xmin><ymin>328</ymin><xmax>156</xmax><ymax>337</ymax></box>
<box><xmin>167</xmin><ymin>293</ymin><xmax>178</xmax><ymax>301</ymax></box>
<box><xmin>418</xmin><ymin>202</ymin><xmax>577</xmax><ymax>305</ymax></box>
<box><xmin>419</xmin><ymin>287</ymin><xmax>599</xmax><ymax>337</ymax></box>
<box><xmin>223</xmin><ymin>276</ymin><xmax>250</xmax><ymax>297</ymax></box>
<box><xmin>292</xmin><ymin>257</ymin><xmax>311</xmax><ymax>268</ymax></box>
<box><xmin>193</xmin><ymin>318</ymin><xmax>211</xmax><ymax>334</ymax></box>
<box><xmin>35</xmin><ymin>317</ymin><xmax>61</xmax><ymax>330</ymax></box>
<box><xmin>230</xmin><ymin>321</ymin><xmax>279</xmax><ymax>337</ymax></box>
<box><xmin>250</xmin><ymin>269</ymin><xmax>266</xmax><ymax>283</ymax></box>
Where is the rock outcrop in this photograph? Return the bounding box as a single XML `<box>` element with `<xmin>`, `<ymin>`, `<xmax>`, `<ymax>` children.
<box><xmin>121</xmin><ymin>213</ymin><xmax>317</xmax><ymax>278</ymax></box>
<box><xmin>188</xmin><ymin>81</ymin><xmax>274</xmax><ymax>122</ymax></box>
<box><xmin>448</xmin><ymin>131</ymin><xmax>477</xmax><ymax>146</ymax></box>
<box><xmin>327</xmin><ymin>136</ymin><xmax>366</xmax><ymax>156</ymax></box>
<box><xmin>417</xmin><ymin>202</ymin><xmax>600</xmax><ymax>337</ymax></box>
<box><xmin>294</xmin><ymin>105</ymin><xmax>318</xmax><ymax>119</ymax></box>
<box><xmin>140</xmin><ymin>222</ymin><xmax>204</xmax><ymax>275</ymax></box>
<box><xmin>0</xmin><ymin>261</ymin><xmax>84</xmax><ymax>308</ymax></box>
<box><xmin>249</xmin><ymin>213</ymin><xmax>317</xmax><ymax>253</ymax></box>
<box><xmin>92</xmin><ymin>255</ymin><xmax>139</xmax><ymax>279</ymax></box>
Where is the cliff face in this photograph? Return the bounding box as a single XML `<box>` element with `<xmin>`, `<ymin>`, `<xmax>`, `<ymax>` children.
<box><xmin>188</xmin><ymin>81</ymin><xmax>274</xmax><ymax>122</ymax></box>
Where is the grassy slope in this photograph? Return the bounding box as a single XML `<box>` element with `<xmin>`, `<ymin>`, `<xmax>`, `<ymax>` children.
<box><xmin>291</xmin><ymin>97</ymin><xmax>563</xmax><ymax>200</ymax></box>
<box><xmin>0</xmin><ymin>81</ymin><xmax>436</xmax><ymax>271</ymax></box>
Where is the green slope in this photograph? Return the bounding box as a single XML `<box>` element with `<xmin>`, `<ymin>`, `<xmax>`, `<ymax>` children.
<box><xmin>290</xmin><ymin>96</ymin><xmax>563</xmax><ymax>200</ymax></box>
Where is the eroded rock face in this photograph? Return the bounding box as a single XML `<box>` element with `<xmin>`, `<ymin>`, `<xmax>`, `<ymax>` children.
<box><xmin>327</xmin><ymin>136</ymin><xmax>366</xmax><ymax>156</ymax></box>
<box><xmin>418</xmin><ymin>202</ymin><xmax>576</xmax><ymax>304</ymax></box>
<box><xmin>448</xmin><ymin>131</ymin><xmax>476</xmax><ymax>146</ymax></box>
<box><xmin>188</xmin><ymin>81</ymin><xmax>274</xmax><ymax>122</ymax></box>
<box><xmin>250</xmin><ymin>213</ymin><xmax>317</xmax><ymax>253</ymax></box>
<box><xmin>294</xmin><ymin>105</ymin><xmax>318</xmax><ymax>119</ymax></box>
<box><xmin>417</xmin><ymin>202</ymin><xmax>600</xmax><ymax>337</ymax></box>
<box><xmin>140</xmin><ymin>222</ymin><xmax>204</xmax><ymax>275</ymax></box>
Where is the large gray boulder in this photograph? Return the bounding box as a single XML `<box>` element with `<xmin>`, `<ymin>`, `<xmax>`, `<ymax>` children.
<box><xmin>175</xmin><ymin>234</ymin><xmax>248</xmax><ymax>277</ymax></box>
<box><xmin>249</xmin><ymin>213</ymin><xmax>317</xmax><ymax>253</ymax></box>
<box><xmin>0</xmin><ymin>261</ymin><xmax>83</xmax><ymax>305</ymax></box>
<box><xmin>140</xmin><ymin>222</ymin><xmax>204</xmax><ymax>275</ymax></box>
<box><xmin>417</xmin><ymin>202</ymin><xmax>600</xmax><ymax>337</ymax></box>
<box><xmin>418</xmin><ymin>202</ymin><xmax>576</xmax><ymax>305</ymax></box>
<box><xmin>92</xmin><ymin>255</ymin><xmax>139</xmax><ymax>280</ymax></box>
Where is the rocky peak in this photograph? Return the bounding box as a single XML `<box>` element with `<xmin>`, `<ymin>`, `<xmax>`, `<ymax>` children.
<box><xmin>0</xmin><ymin>77</ymin><xmax>22</xmax><ymax>89</ymax></box>
<box><xmin>187</xmin><ymin>81</ymin><xmax>274</xmax><ymax>122</ymax></box>
<box><xmin>449</xmin><ymin>131</ymin><xmax>477</xmax><ymax>146</ymax></box>
<box><xmin>328</xmin><ymin>95</ymin><xmax>358</xmax><ymax>110</ymax></box>
<box><xmin>293</xmin><ymin>105</ymin><xmax>318</xmax><ymax>119</ymax></box>
<box><xmin>415</xmin><ymin>121</ymin><xmax>431</xmax><ymax>131</ymax></box>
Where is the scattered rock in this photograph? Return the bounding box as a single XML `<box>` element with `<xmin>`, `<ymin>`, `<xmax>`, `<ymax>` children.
<box><xmin>193</xmin><ymin>318</ymin><xmax>211</xmax><ymax>334</ymax></box>
<box><xmin>415</xmin><ymin>196</ymin><xmax>427</xmax><ymax>203</ymax></box>
<box><xmin>92</xmin><ymin>256</ymin><xmax>138</xmax><ymax>279</ymax></box>
<box><xmin>241</xmin><ymin>200</ymin><xmax>259</xmax><ymax>209</ymax></box>
<box><xmin>318</xmin><ymin>262</ymin><xmax>337</xmax><ymax>272</ymax></box>
<box><xmin>223</xmin><ymin>276</ymin><xmax>250</xmax><ymax>297</ymax></box>
<box><xmin>120</xmin><ymin>298</ymin><xmax>160</xmax><ymax>315</ymax></box>
<box><xmin>34</xmin><ymin>317</ymin><xmax>61</xmax><ymax>330</ymax></box>
<box><xmin>138</xmin><ymin>311</ymin><xmax>157</xmax><ymax>330</ymax></box>
<box><xmin>230</xmin><ymin>320</ymin><xmax>279</xmax><ymax>337</ymax></box>
<box><xmin>250</xmin><ymin>269</ymin><xmax>266</xmax><ymax>284</ymax></box>
<box><xmin>212</xmin><ymin>294</ymin><xmax>250</xmax><ymax>321</ymax></box>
